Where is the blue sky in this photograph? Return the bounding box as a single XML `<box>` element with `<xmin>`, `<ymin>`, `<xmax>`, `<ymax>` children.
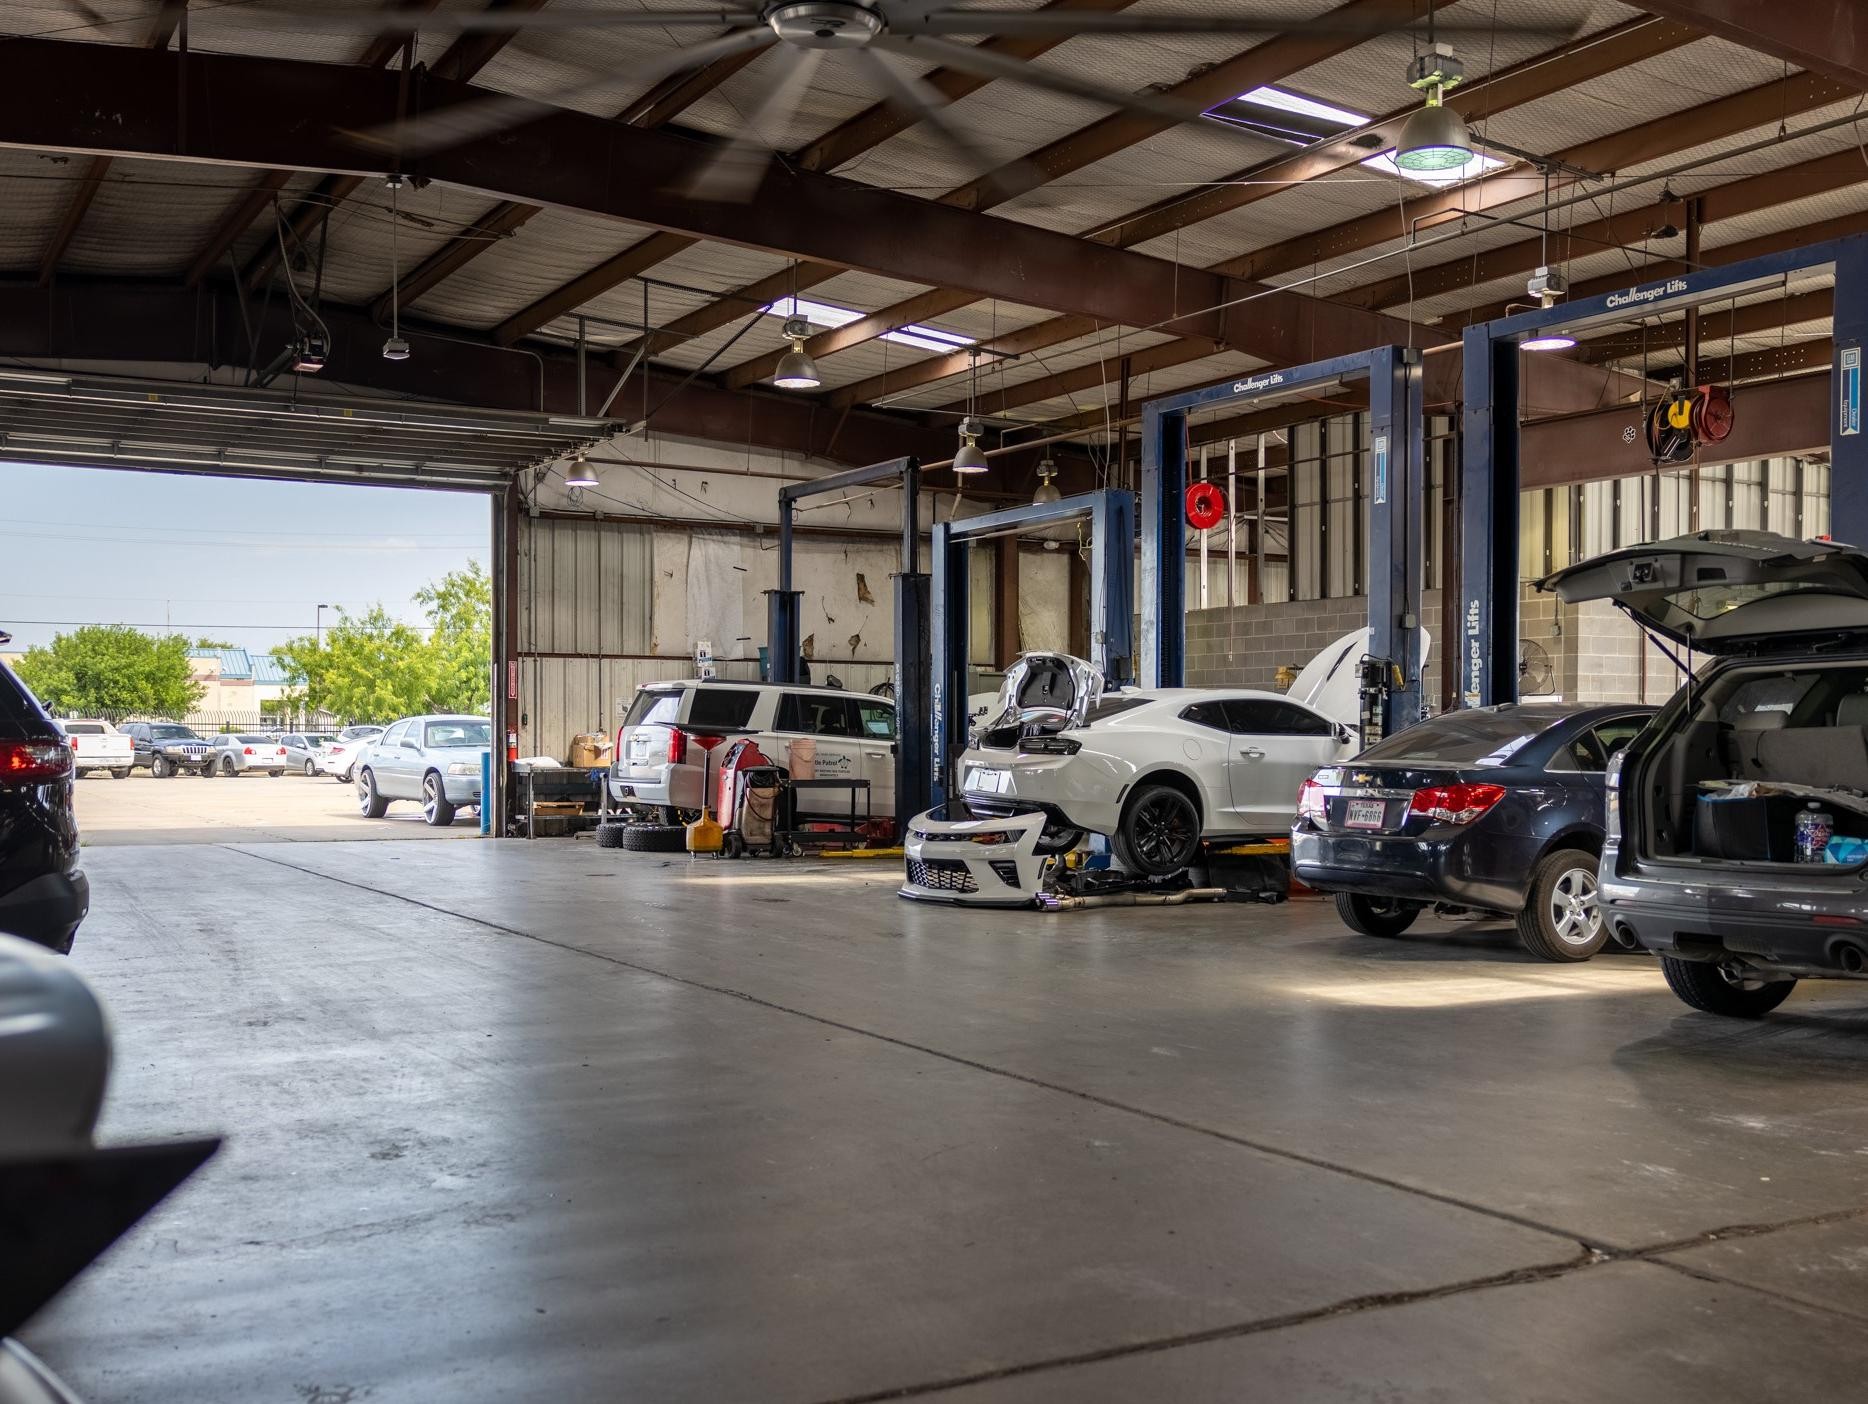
<box><xmin>1</xmin><ymin>464</ymin><xmax>491</xmax><ymax>654</ymax></box>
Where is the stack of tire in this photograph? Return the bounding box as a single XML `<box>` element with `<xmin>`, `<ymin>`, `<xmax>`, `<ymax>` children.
<box><xmin>595</xmin><ymin>820</ymin><xmax>686</xmax><ymax>852</ymax></box>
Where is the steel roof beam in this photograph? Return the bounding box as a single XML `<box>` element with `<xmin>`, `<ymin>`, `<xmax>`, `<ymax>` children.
<box><xmin>706</xmin><ymin>0</ymin><xmax>1482</xmax><ymax>387</ymax></box>
<box><xmin>0</xmin><ymin>281</ymin><xmax>982</xmax><ymax>470</ymax></box>
<box><xmin>1342</xmin><ymin>147</ymin><xmax>1868</xmax><ymax>313</ymax></box>
<box><xmin>490</xmin><ymin>0</ymin><xmax>1151</xmax><ymax>348</ymax></box>
<box><xmin>0</xmin><ymin>37</ymin><xmax>1416</xmax><ymax>351</ymax></box>
<box><xmin>35</xmin><ymin>5</ymin><xmax>190</xmax><ymax>287</ymax></box>
<box><xmin>825</xmin><ymin>64</ymin><xmax>1847</xmax><ymax>411</ymax></box>
<box><xmin>1455</xmin><ymin>209</ymin><xmax>1868</xmax><ymax>327</ymax></box>
<box><xmin>734</xmin><ymin>13</ymin><xmax>1689</xmax><ymax>390</ymax></box>
<box><xmin>1630</xmin><ymin>1</ymin><xmax>1868</xmax><ymax>90</ymax></box>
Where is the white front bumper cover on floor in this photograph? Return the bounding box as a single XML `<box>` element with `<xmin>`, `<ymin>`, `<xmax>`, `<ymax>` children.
<box><xmin>899</xmin><ymin>802</ymin><xmax>1056</xmax><ymax>907</ymax></box>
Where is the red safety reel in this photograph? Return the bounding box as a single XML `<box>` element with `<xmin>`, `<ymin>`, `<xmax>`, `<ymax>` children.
<box><xmin>1185</xmin><ymin>481</ymin><xmax>1228</xmax><ymax>531</ymax></box>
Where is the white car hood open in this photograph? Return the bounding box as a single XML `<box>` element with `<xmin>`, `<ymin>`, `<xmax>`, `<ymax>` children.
<box><xmin>1286</xmin><ymin>626</ymin><xmax>1433</xmax><ymax>728</ymax></box>
<box><xmin>982</xmin><ymin>627</ymin><xmax>1430</xmax><ymax>734</ymax></box>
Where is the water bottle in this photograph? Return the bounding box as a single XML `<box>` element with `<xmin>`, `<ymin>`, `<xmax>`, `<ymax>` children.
<box><xmin>1795</xmin><ymin>803</ymin><xmax>1835</xmax><ymax>863</ymax></box>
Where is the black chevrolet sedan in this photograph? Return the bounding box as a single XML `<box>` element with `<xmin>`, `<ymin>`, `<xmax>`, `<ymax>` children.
<box><xmin>1292</xmin><ymin>703</ymin><xmax>1655</xmax><ymax>962</ymax></box>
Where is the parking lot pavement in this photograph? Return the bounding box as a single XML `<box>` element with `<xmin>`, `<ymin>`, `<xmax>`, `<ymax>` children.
<box><xmin>70</xmin><ymin>769</ymin><xmax>480</xmax><ymax>845</ymax></box>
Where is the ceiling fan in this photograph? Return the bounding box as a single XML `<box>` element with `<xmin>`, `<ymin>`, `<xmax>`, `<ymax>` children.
<box><xmin>217</xmin><ymin>2</ymin><xmax>1576</xmax><ymax>200</ymax></box>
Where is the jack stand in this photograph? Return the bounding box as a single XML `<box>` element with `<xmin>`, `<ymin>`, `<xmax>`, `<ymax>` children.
<box><xmin>1358</xmin><ymin>655</ymin><xmax>1396</xmax><ymax>749</ymax></box>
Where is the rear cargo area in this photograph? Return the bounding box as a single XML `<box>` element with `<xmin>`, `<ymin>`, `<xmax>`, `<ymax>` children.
<box><xmin>1639</xmin><ymin>663</ymin><xmax>1868</xmax><ymax>865</ymax></box>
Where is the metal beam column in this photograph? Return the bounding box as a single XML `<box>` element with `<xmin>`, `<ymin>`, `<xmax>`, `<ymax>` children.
<box><xmin>1139</xmin><ymin>400</ymin><xmax>1186</xmax><ymax>686</ymax></box>
<box><xmin>1460</xmin><ymin>326</ymin><xmax>1521</xmax><ymax>706</ymax></box>
<box><xmin>928</xmin><ymin>520</ymin><xmax>970</xmax><ymax>806</ymax></box>
<box><xmin>1833</xmin><ymin>238</ymin><xmax>1868</xmax><ymax>544</ymax></box>
<box><xmin>1366</xmin><ymin>345</ymin><xmax>1426</xmax><ymax>730</ymax></box>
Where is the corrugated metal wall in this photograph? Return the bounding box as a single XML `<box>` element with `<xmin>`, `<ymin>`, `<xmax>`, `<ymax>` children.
<box><xmin>515</xmin><ymin>514</ymin><xmax>654</xmax><ymax>760</ymax></box>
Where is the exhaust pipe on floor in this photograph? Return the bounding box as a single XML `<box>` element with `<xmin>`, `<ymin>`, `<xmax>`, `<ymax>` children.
<box><xmin>1039</xmin><ymin>888</ymin><xmax>1229</xmax><ymax>911</ymax></box>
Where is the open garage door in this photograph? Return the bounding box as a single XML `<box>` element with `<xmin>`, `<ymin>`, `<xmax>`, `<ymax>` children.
<box><xmin>0</xmin><ymin>369</ymin><xmax>609</xmax><ymax>490</ymax></box>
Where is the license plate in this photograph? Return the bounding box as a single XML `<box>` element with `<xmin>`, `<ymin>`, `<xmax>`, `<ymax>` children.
<box><xmin>968</xmin><ymin>766</ymin><xmax>1006</xmax><ymax>794</ymax></box>
<box><xmin>1344</xmin><ymin>798</ymin><xmax>1386</xmax><ymax>830</ymax></box>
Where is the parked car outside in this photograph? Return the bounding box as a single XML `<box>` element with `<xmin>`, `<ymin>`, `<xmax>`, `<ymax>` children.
<box><xmin>609</xmin><ymin>680</ymin><xmax>896</xmax><ymax>823</ymax></box>
<box><xmin>317</xmin><ymin>725</ymin><xmax>384</xmax><ymax>782</ymax></box>
<box><xmin>1542</xmin><ymin>529</ymin><xmax>1868</xmax><ymax>1015</ymax></box>
<box><xmin>0</xmin><ymin>657</ymin><xmax>87</xmax><ymax>954</ymax></box>
<box><xmin>203</xmin><ymin>734</ymin><xmax>289</xmax><ymax>776</ymax></box>
<box><xmin>1292</xmin><ymin>702</ymin><xmax>1656</xmax><ymax>961</ymax></box>
<box><xmin>279</xmin><ymin>732</ymin><xmax>335</xmax><ymax>776</ymax></box>
<box><xmin>357</xmin><ymin>715</ymin><xmax>490</xmax><ymax>826</ymax></box>
<box><xmin>54</xmin><ymin>720</ymin><xmax>134</xmax><ymax>779</ymax></box>
<box><xmin>121</xmin><ymin>721</ymin><xmax>213</xmax><ymax>777</ymax></box>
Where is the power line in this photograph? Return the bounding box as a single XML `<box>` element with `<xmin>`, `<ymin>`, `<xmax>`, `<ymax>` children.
<box><xmin>1</xmin><ymin>619</ymin><xmax>437</xmax><ymax>634</ymax></box>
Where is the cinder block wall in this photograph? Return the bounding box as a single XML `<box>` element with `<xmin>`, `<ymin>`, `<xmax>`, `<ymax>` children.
<box><xmin>1186</xmin><ymin>585</ymin><xmax>1684</xmax><ymax>709</ymax></box>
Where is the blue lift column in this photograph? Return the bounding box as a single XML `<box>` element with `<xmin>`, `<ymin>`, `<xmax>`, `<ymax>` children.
<box><xmin>1138</xmin><ymin>349</ymin><xmax>1425</xmax><ymax>732</ymax></box>
<box><xmin>1834</xmin><ymin>238</ymin><xmax>1868</xmax><ymax>543</ymax></box>
<box><xmin>769</xmin><ymin>457</ymin><xmax>928</xmax><ymax>833</ymax></box>
<box><xmin>1459</xmin><ymin>328</ymin><xmax>1520</xmax><ymax>707</ymax></box>
<box><xmin>1463</xmin><ymin>233</ymin><xmax>1868</xmax><ymax>704</ymax></box>
<box><xmin>928</xmin><ymin>489</ymin><xmax>1134</xmax><ymax>807</ymax></box>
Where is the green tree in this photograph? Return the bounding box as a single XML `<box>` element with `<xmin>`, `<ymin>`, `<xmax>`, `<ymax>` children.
<box><xmin>277</xmin><ymin>607</ymin><xmax>437</xmax><ymax>723</ymax></box>
<box><xmin>14</xmin><ymin>626</ymin><xmax>204</xmax><ymax>718</ymax></box>
<box><xmin>416</xmin><ymin>561</ymin><xmax>492</xmax><ymax>714</ymax></box>
<box><xmin>193</xmin><ymin>637</ymin><xmax>235</xmax><ymax>650</ymax></box>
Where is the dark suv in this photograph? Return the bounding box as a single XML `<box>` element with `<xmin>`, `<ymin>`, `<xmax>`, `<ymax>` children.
<box><xmin>122</xmin><ymin>720</ymin><xmax>213</xmax><ymax>776</ymax></box>
<box><xmin>0</xmin><ymin>654</ymin><xmax>88</xmax><ymax>953</ymax></box>
<box><xmin>1544</xmin><ymin>530</ymin><xmax>1868</xmax><ymax>1016</ymax></box>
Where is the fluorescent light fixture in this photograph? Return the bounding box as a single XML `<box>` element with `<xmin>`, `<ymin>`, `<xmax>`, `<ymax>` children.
<box><xmin>1521</xmin><ymin>334</ymin><xmax>1578</xmax><ymax>352</ymax></box>
<box><xmin>1236</xmin><ymin>85</ymin><xmax>1370</xmax><ymax>129</ymax></box>
<box><xmin>764</xmin><ymin>295</ymin><xmax>975</xmax><ymax>357</ymax></box>
<box><xmin>1362</xmin><ymin>147</ymin><xmax>1505</xmax><ymax>188</ymax></box>
<box><xmin>0</xmin><ymin>369</ymin><xmax>73</xmax><ymax>386</ymax></box>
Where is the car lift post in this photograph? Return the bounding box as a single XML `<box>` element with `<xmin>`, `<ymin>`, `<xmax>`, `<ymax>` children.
<box><xmin>927</xmin><ymin>488</ymin><xmax>1135</xmax><ymax>806</ymax></box>
<box><xmin>1461</xmin><ymin>233</ymin><xmax>1868</xmax><ymax>707</ymax></box>
<box><xmin>1138</xmin><ymin>348</ymin><xmax>1426</xmax><ymax>731</ymax></box>
<box><xmin>768</xmin><ymin>456</ymin><xmax>930</xmax><ymax>832</ymax></box>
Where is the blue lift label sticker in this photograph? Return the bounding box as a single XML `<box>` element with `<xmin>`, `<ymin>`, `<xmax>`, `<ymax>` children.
<box><xmin>1843</xmin><ymin>346</ymin><xmax>1862</xmax><ymax>437</ymax></box>
<box><xmin>1373</xmin><ymin>435</ymin><xmax>1389</xmax><ymax>505</ymax></box>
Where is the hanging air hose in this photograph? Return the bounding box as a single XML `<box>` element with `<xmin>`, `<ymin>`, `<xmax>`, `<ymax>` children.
<box><xmin>1645</xmin><ymin>385</ymin><xmax>1736</xmax><ymax>466</ymax></box>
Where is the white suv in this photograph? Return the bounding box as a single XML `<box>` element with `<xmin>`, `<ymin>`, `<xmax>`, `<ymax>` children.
<box><xmin>610</xmin><ymin>681</ymin><xmax>896</xmax><ymax>822</ymax></box>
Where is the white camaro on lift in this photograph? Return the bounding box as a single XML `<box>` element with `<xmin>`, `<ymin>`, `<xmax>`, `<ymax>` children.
<box><xmin>902</xmin><ymin>629</ymin><xmax>1413</xmax><ymax>905</ymax></box>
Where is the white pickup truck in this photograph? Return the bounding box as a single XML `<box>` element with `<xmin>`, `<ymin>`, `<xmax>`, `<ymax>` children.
<box><xmin>57</xmin><ymin>720</ymin><xmax>135</xmax><ymax>779</ymax></box>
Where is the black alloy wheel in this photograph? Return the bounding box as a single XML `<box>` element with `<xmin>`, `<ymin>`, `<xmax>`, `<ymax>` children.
<box><xmin>1115</xmin><ymin>784</ymin><xmax>1201</xmax><ymax>877</ymax></box>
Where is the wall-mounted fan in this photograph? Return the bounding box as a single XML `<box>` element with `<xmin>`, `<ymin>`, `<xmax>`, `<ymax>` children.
<box><xmin>1519</xmin><ymin>639</ymin><xmax>1555</xmax><ymax>696</ymax></box>
<box><xmin>224</xmin><ymin>2</ymin><xmax>1574</xmax><ymax>198</ymax></box>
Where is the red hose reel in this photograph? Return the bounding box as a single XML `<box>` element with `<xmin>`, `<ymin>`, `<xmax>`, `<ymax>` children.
<box><xmin>1643</xmin><ymin>384</ymin><xmax>1735</xmax><ymax>466</ymax></box>
<box><xmin>1185</xmin><ymin>481</ymin><xmax>1228</xmax><ymax>531</ymax></box>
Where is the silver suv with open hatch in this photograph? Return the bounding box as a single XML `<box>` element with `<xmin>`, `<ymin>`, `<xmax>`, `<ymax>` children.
<box><xmin>1543</xmin><ymin>529</ymin><xmax>1868</xmax><ymax>1017</ymax></box>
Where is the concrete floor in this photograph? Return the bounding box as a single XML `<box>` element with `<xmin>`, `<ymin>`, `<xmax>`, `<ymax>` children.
<box><xmin>28</xmin><ymin>840</ymin><xmax>1868</xmax><ymax>1402</ymax></box>
<box><xmin>70</xmin><ymin>769</ymin><xmax>478</xmax><ymax>845</ymax></box>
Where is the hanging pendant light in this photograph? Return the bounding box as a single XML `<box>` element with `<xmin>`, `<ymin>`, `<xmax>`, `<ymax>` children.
<box><xmin>951</xmin><ymin>349</ymin><xmax>989</xmax><ymax>474</ymax></box>
<box><xmin>1395</xmin><ymin>16</ymin><xmax>1472</xmax><ymax>174</ymax></box>
<box><xmin>953</xmin><ymin>417</ymin><xmax>989</xmax><ymax>475</ymax></box>
<box><xmin>383</xmin><ymin>172</ymin><xmax>413</xmax><ymax>361</ymax></box>
<box><xmin>564</xmin><ymin>448</ymin><xmax>599</xmax><ymax>490</ymax></box>
<box><xmin>772</xmin><ymin>316</ymin><xmax>820</xmax><ymax>390</ymax></box>
<box><xmin>1032</xmin><ymin>456</ymin><xmax>1067</xmax><ymax>550</ymax></box>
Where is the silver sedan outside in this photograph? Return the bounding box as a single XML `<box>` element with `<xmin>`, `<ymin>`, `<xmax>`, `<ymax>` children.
<box><xmin>205</xmin><ymin>734</ymin><xmax>290</xmax><ymax>776</ymax></box>
<box><xmin>356</xmin><ymin>715</ymin><xmax>490</xmax><ymax>827</ymax></box>
<box><xmin>280</xmin><ymin>733</ymin><xmax>336</xmax><ymax>776</ymax></box>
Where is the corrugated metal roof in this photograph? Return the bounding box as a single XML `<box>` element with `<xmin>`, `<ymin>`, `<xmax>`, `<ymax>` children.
<box><xmin>4</xmin><ymin>0</ymin><xmax>1863</xmax><ymax>429</ymax></box>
